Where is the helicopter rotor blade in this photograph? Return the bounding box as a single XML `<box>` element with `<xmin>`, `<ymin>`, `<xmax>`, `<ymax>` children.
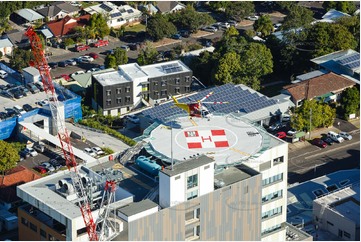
<box><xmin>202</xmin><ymin>101</ymin><xmax>229</xmax><ymax>104</ymax></box>
<box><xmin>199</xmin><ymin>91</ymin><xmax>214</xmax><ymax>102</ymax></box>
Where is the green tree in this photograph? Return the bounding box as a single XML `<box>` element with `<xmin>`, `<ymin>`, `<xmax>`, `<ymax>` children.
<box><xmin>0</xmin><ymin>141</ymin><xmax>19</xmax><ymax>175</ymax></box>
<box><xmin>10</xmin><ymin>48</ymin><xmax>34</xmax><ymax>71</ymax></box>
<box><xmin>337</xmin><ymin>15</ymin><xmax>360</xmax><ymax>50</ymax></box>
<box><xmin>323</xmin><ymin>1</ymin><xmax>356</xmax><ymax>14</ymax></box>
<box><xmin>113</xmin><ymin>48</ymin><xmax>128</xmax><ymax>65</ymax></box>
<box><xmin>208</xmin><ymin>1</ymin><xmax>229</xmax><ymax>12</ymax></box>
<box><xmin>137</xmin><ymin>41</ymin><xmax>159</xmax><ymax>65</ymax></box>
<box><xmin>254</xmin><ymin>15</ymin><xmax>274</xmax><ymax>37</ymax></box>
<box><xmin>282</xmin><ymin>5</ymin><xmax>314</xmax><ymax>30</ymax></box>
<box><xmin>104</xmin><ymin>55</ymin><xmax>117</xmax><ymax>69</ymax></box>
<box><xmin>87</xmin><ymin>13</ymin><xmax>110</xmax><ymax>39</ymax></box>
<box><xmin>224</xmin><ymin>1</ymin><xmax>255</xmax><ymax>21</ymax></box>
<box><xmin>341</xmin><ymin>87</ymin><xmax>360</xmax><ymax>119</ymax></box>
<box><xmin>214</xmin><ymin>51</ymin><xmax>241</xmax><ymax>84</ymax></box>
<box><xmin>147</xmin><ymin>14</ymin><xmax>177</xmax><ymax>41</ymax></box>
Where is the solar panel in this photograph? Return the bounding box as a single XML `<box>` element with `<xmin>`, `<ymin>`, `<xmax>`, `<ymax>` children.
<box><xmin>99</xmin><ymin>3</ymin><xmax>113</xmax><ymax>12</ymax></box>
<box><xmin>337</xmin><ymin>53</ymin><xmax>360</xmax><ymax>65</ymax></box>
<box><xmin>111</xmin><ymin>12</ymin><xmax>122</xmax><ymax>18</ymax></box>
<box><xmin>345</xmin><ymin>61</ymin><xmax>360</xmax><ymax>69</ymax></box>
<box><xmin>127</xmin><ymin>9</ymin><xmax>134</xmax><ymax>13</ymax></box>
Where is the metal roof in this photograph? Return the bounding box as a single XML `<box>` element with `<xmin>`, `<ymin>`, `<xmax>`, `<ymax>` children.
<box><xmin>322</xmin><ymin>9</ymin><xmax>351</xmax><ymax>20</ymax></box>
<box><xmin>296</xmin><ymin>70</ymin><xmax>329</xmax><ymax>81</ymax></box>
<box><xmin>0</xmin><ymin>38</ymin><xmax>13</xmax><ymax>48</ymax></box>
<box><xmin>40</xmin><ymin>29</ymin><xmax>54</xmax><ymax>39</ymax></box>
<box><xmin>23</xmin><ymin>66</ymin><xmax>40</xmax><ymax>76</ymax></box>
<box><xmin>16</xmin><ymin>8</ymin><xmax>44</xmax><ymax>21</ymax></box>
<box><xmin>141</xmin><ymin>60</ymin><xmax>192</xmax><ymax>78</ymax></box>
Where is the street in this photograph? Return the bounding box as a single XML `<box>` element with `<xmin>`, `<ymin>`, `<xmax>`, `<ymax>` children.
<box><xmin>288</xmin><ymin>129</ymin><xmax>360</xmax><ymax>184</ymax></box>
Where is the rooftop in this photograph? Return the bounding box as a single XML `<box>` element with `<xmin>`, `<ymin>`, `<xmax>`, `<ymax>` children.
<box><xmin>93</xmin><ymin>69</ymin><xmax>132</xmax><ymax>86</ymax></box>
<box><xmin>118</xmin><ymin>63</ymin><xmax>148</xmax><ymax>79</ymax></box>
<box><xmin>0</xmin><ymin>38</ymin><xmax>13</xmax><ymax>48</ymax></box>
<box><xmin>322</xmin><ymin>9</ymin><xmax>351</xmax><ymax>20</ymax></box>
<box><xmin>117</xmin><ymin>199</ymin><xmax>158</xmax><ymax>217</ymax></box>
<box><xmin>214</xmin><ymin>166</ymin><xmax>252</xmax><ymax>187</ymax></box>
<box><xmin>296</xmin><ymin>70</ymin><xmax>329</xmax><ymax>81</ymax></box>
<box><xmin>84</xmin><ymin>2</ymin><xmax>141</xmax><ymax>20</ymax></box>
<box><xmin>160</xmin><ymin>155</ymin><xmax>214</xmax><ymax>177</ymax></box>
<box><xmin>15</xmin><ymin>8</ymin><xmax>44</xmax><ymax>21</ymax></box>
<box><xmin>141</xmin><ymin>60</ymin><xmax>192</xmax><ymax>78</ymax></box>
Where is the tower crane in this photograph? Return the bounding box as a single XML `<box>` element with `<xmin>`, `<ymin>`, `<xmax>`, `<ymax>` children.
<box><xmin>25</xmin><ymin>27</ymin><xmax>111</xmax><ymax>241</ymax></box>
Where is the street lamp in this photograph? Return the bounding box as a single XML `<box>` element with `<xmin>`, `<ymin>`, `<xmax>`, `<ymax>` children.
<box><xmin>309</xmin><ymin>108</ymin><xmax>312</xmax><ymax>139</ymax></box>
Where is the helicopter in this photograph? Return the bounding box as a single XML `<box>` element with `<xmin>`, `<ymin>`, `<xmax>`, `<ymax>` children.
<box><xmin>171</xmin><ymin>91</ymin><xmax>228</xmax><ymax>119</ymax></box>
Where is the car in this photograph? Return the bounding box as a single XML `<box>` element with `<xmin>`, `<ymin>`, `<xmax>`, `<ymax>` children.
<box><xmin>312</xmin><ymin>138</ymin><xmax>327</xmax><ymax>148</ymax></box>
<box><xmin>339</xmin><ymin>131</ymin><xmax>352</xmax><ymax>140</ymax></box>
<box><xmin>172</xmin><ymin>34</ymin><xmax>182</xmax><ymax>40</ymax></box>
<box><xmin>84</xmin><ymin>147</ymin><xmax>97</xmax><ymax>157</ymax></box>
<box><xmin>268</xmin><ymin>122</ymin><xmax>285</xmax><ymax>131</ymax></box>
<box><xmin>91</xmin><ymin>39</ymin><xmax>109</xmax><ymax>48</ymax></box>
<box><xmin>71</xmin><ymin>70</ymin><xmax>86</xmax><ymax>77</ymax></box>
<box><xmin>19</xmin><ymin>150</ymin><xmax>30</xmax><ymax>159</ymax></box>
<box><xmin>273</xmin><ymin>23</ymin><xmax>282</xmax><ymax>31</ymax></box>
<box><xmin>26</xmin><ymin>83</ymin><xmax>39</xmax><ymax>94</ymax></box>
<box><xmin>76</xmin><ymin>44</ymin><xmax>90</xmax><ymax>52</ymax></box>
<box><xmin>202</xmin><ymin>26</ymin><xmax>217</xmax><ymax>32</ymax></box>
<box><xmin>40</xmin><ymin>162</ymin><xmax>55</xmax><ymax>172</ymax></box>
<box><xmin>0</xmin><ymin>84</ymin><xmax>6</xmax><ymax>90</ymax></box>
<box><xmin>247</xmin><ymin>15</ymin><xmax>259</xmax><ymax>21</ymax></box>
<box><xmin>92</xmin><ymin>147</ymin><xmax>105</xmax><ymax>156</ymax></box>
<box><xmin>126</xmin><ymin>114</ymin><xmax>140</xmax><ymax>124</ymax></box>
<box><xmin>327</xmin><ymin>131</ymin><xmax>344</xmax><ymax>143</ymax></box>
<box><xmin>49</xmin><ymin>159</ymin><xmax>62</xmax><ymax>170</ymax></box>
<box><xmin>22</xmin><ymin>104</ymin><xmax>33</xmax><ymax>112</ymax></box>
<box><xmin>19</xmin><ymin>86</ymin><xmax>30</xmax><ymax>94</ymax></box>
<box><xmin>13</xmin><ymin>90</ymin><xmax>23</xmax><ymax>99</ymax></box>
<box><xmin>58</xmin><ymin>74</ymin><xmax>71</xmax><ymax>81</ymax></box>
<box><xmin>0</xmin><ymin>70</ymin><xmax>8</xmax><ymax>78</ymax></box>
<box><xmin>33</xmin><ymin>143</ymin><xmax>45</xmax><ymax>153</ymax></box>
<box><xmin>287</xmin><ymin>128</ymin><xmax>297</xmax><ymax>136</ymax></box>
<box><xmin>13</xmin><ymin>105</ymin><xmax>26</xmax><ymax>115</ymax></box>
<box><xmin>0</xmin><ymin>112</ymin><xmax>8</xmax><ymax>120</ymax></box>
<box><xmin>79</xmin><ymin>55</ymin><xmax>94</xmax><ymax>63</ymax></box>
<box><xmin>58</xmin><ymin>61</ymin><xmax>68</xmax><ymax>67</ymax></box>
<box><xmin>48</xmin><ymin>62</ymin><xmax>58</xmax><ymax>69</ymax></box>
<box><xmin>282</xmin><ymin>116</ymin><xmax>291</xmax><ymax>122</ymax></box>
<box><xmin>105</xmin><ymin>48</ymin><xmax>115</xmax><ymax>55</ymax></box>
<box><xmin>38</xmin><ymin>99</ymin><xmax>49</xmax><ymax>106</ymax></box>
<box><xmin>34</xmin><ymin>82</ymin><xmax>44</xmax><ymax>92</ymax></box>
<box><xmin>6</xmin><ymin>108</ymin><xmax>16</xmax><ymax>117</ymax></box>
<box><xmin>322</xmin><ymin>136</ymin><xmax>334</xmax><ymax>146</ymax></box>
<box><xmin>120</xmin><ymin>45</ymin><xmax>130</xmax><ymax>51</ymax></box>
<box><xmin>212</xmin><ymin>22</ymin><xmax>222</xmax><ymax>30</ymax></box>
<box><xmin>179</xmin><ymin>30</ymin><xmax>190</xmax><ymax>38</ymax></box>
<box><xmin>220</xmin><ymin>22</ymin><xmax>230</xmax><ymax>28</ymax></box>
<box><xmin>0</xmin><ymin>90</ymin><xmax>12</xmax><ymax>99</ymax></box>
<box><xmin>65</xmin><ymin>59</ymin><xmax>77</xmax><ymax>66</ymax></box>
<box><xmin>33</xmin><ymin>165</ymin><xmax>47</xmax><ymax>174</ymax></box>
<box><xmin>86</xmin><ymin>68</ymin><xmax>101</xmax><ymax>73</ymax></box>
<box><xmin>227</xmin><ymin>20</ymin><xmax>238</xmax><ymax>26</ymax></box>
<box><xmin>87</xmin><ymin>52</ymin><xmax>99</xmax><ymax>59</ymax></box>
<box><xmin>25</xmin><ymin>147</ymin><xmax>38</xmax><ymax>157</ymax></box>
<box><xmin>275</xmin><ymin>131</ymin><xmax>286</xmax><ymax>139</ymax></box>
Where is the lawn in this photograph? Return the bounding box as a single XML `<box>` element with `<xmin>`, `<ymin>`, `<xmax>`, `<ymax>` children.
<box><xmin>124</xmin><ymin>24</ymin><xmax>146</xmax><ymax>33</ymax></box>
<box><xmin>80</xmin><ymin>1</ymin><xmax>99</xmax><ymax>9</ymax></box>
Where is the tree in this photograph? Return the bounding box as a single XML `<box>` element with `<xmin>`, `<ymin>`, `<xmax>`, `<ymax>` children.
<box><xmin>291</xmin><ymin>100</ymin><xmax>336</xmax><ymax>132</ymax></box>
<box><xmin>224</xmin><ymin>1</ymin><xmax>255</xmax><ymax>21</ymax></box>
<box><xmin>306</xmin><ymin>22</ymin><xmax>357</xmax><ymax>57</ymax></box>
<box><xmin>104</xmin><ymin>55</ymin><xmax>117</xmax><ymax>69</ymax></box>
<box><xmin>282</xmin><ymin>5</ymin><xmax>314</xmax><ymax>30</ymax></box>
<box><xmin>323</xmin><ymin>1</ymin><xmax>356</xmax><ymax>14</ymax></box>
<box><xmin>341</xmin><ymin>87</ymin><xmax>360</xmax><ymax>119</ymax></box>
<box><xmin>10</xmin><ymin>48</ymin><xmax>34</xmax><ymax>71</ymax></box>
<box><xmin>254</xmin><ymin>15</ymin><xmax>274</xmax><ymax>37</ymax></box>
<box><xmin>87</xmin><ymin>13</ymin><xmax>110</xmax><ymax>39</ymax></box>
<box><xmin>147</xmin><ymin>14</ymin><xmax>177</xmax><ymax>41</ymax></box>
<box><xmin>337</xmin><ymin>15</ymin><xmax>360</xmax><ymax>50</ymax></box>
<box><xmin>208</xmin><ymin>1</ymin><xmax>229</xmax><ymax>12</ymax></box>
<box><xmin>113</xmin><ymin>48</ymin><xmax>128</xmax><ymax>65</ymax></box>
<box><xmin>0</xmin><ymin>141</ymin><xmax>19</xmax><ymax>175</ymax></box>
<box><xmin>214</xmin><ymin>51</ymin><xmax>241</xmax><ymax>84</ymax></box>
<box><xmin>137</xmin><ymin>41</ymin><xmax>159</xmax><ymax>65</ymax></box>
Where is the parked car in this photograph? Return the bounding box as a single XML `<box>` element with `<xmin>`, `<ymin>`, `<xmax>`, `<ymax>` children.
<box><xmin>87</xmin><ymin>52</ymin><xmax>99</xmax><ymax>59</ymax></box>
<box><xmin>6</xmin><ymin>108</ymin><xmax>17</xmax><ymax>117</ymax></box>
<box><xmin>48</xmin><ymin>62</ymin><xmax>58</xmax><ymax>69</ymax></box>
<box><xmin>179</xmin><ymin>30</ymin><xmax>190</xmax><ymax>37</ymax></box>
<box><xmin>49</xmin><ymin>159</ymin><xmax>62</xmax><ymax>170</ymax></box>
<box><xmin>312</xmin><ymin>138</ymin><xmax>327</xmax><ymax>148</ymax></box>
<box><xmin>212</xmin><ymin>22</ymin><xmax>222</xmax><ymax>29</ymax></box>
<box><xmin>23</xmin><ymin>104</ymin><xmax>33</xmax><ymax>112</ymax></box>
<box><xmin>38</xmin><ymin>99</ymin><xmax>49</xmax><ymax>106</ymax></box>
<box><xmin>34</xmin><ymin>82</ymin><xmax>44</xmax><ymax>92</ymax></box>
<box><xmin>227</xmin><ymin>20</ymin><xmax>238</xmax><ymax>26</ymax></box>
<box><xmin>220</xmin><ymin>22</ymin><xmax>230</xmax><ymax>28</ymax></box>
<box><xmin>91</xmin><ymin>39</ymin><xmax>109</xmax><ymax>48</ymax></box>
<box><xmin>84</xmin><ymin>147</ymin><xmax>97</xmax><ymax>157</ymax></box>
<box><xmin>268</xmin><ymin>122</ymin><xmax>285</xmax><ymax>131</ymax></box>
<box><xmin>27</xmin><ymin>83</ymin><xmax>39</xmax><ymax>94</ymax></box>
<box><xmin>13</xmin><ymin>105</ymin><xmax>26</xmax><ymax>115</ymax></box>
<box><xmin>202</xmin><ymin>26</ymin><xmax>217</xmax><ymax>32</ymax></box>
<box><xmin>275</xmin><ymin>131</ymin><xmax>286</xmax><ymax>139</ymax></box>
<box><xmin>273</xmin><ymin>23</ymin><xmax>282</xmax><ymax>31</ymax></box>
<box><xmin>126</xmin><ymin>114</ymin><xmax>140</xmax><ymax>124</ymax></box>
<box><xmin>338</xmin><ymin>131</ymin><xmax>352</xmax><ymax>140</ymax></box>
<box><xmin>79</xmin><ymin>55</ymin><xmax>94</xmax><ymax>63</ymax></box>
<box><xmin>65</xmin><ymin>59</ymin><xmax>77</xmax><ymax>66</ymax></box>
<box><xmin>33</xmin><ymin>143</ymin><xmax>45</xmax><ymax>153</ymax></box>
<box><xmin>40</xmin><ymin>162</ymin><xmax>55</xmax><ymax>172</ymax></box>
<box><xmin>12</xmin><ymin>90</ymin><xmax>23</xmax><ymax>99</ymax></box>
<box><xmin>0</xmin><ymin>112</ymin><xmax>8</xmax><ymax>120</ymax></box>
<box><xmin>327</xmin><ymin>131</ymin><xmax>344</xmax><ymax>143</ymax></box>
<box><xmin>76</xmin><ymin>44</ymin><xmax>90</xmax><ymax>52</ymax></box>
<box><xmin>19</xmin><ymin>149</ymin><xmax>30</xmax><ymax>159</ymax></box>
<box><xmin>0</xmin><ymin>70</ymin><xmax>8</xmax><ymax>78</ymax></box>
<box><xmin>58</xmin><ymin>74</ymin><xmax>71</xmax><ymax>81</ymax></box>
<box><xmin>287</xmin><ymin>128</ymin><xmax>297</xmax><ymax>136</ymax></box>
<box><xmin>120</xmin><ymin>45</ymin><xmax>130</xmax><ymax>51</ymax></box>
<box><xmin>172</xmin><ymin>34</ymin><xmax>182</xmax><ymax>39</ymax></box>
<box><xmin>247</xmin><ymin>15</ymin><xmax>259</xmax><ymax>21</ymax></box>
<box><xmin>71</xmin><ymin>70</ymin><xmax>86</xmax><ymax>77</ymax></box>
<box><xmin>33</xmin><ymin>165</ymin><xmax>47</xmax><ymax>174</ymax></box>
<box><xmin>322</xmin><ymin>136</ymin><xmax>334</xmax><ymax>146</ymax></box>
<box><xmin>25</xmin><ymin>147</ymin><xmax>38</xmax><ymax>157</ymax></box>
<box><xmin>58</xmin><ymin>61</ymin><xmax>68</xmax><ymax>67</ymax></box>
<box><xmin>87</xmin><ymin>68</ymin><xmax>101</xmax><ymax>73</ymax></box>
<box><xmin>282</xmin><ymin>116</ymin><xmax>291</xmax><ymax>122</ymax></box>
<box><xmin>92</xmin><ymin>147</ymin><xmax>105</xmax><ymax>156</ymax></box>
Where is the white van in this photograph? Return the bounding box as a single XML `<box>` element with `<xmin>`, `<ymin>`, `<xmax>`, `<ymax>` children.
<box><xmin>328</xmin><ymin>131</ymin><xmax>344</xmax><ymax>143</ymax></box>
<box><xmin>13</xmin><ymin>105</ymin><xmax>26</xmax><ymax>115</ymax></box>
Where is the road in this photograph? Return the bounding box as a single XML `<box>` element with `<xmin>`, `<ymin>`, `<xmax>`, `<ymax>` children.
<box><xmin>288</xmin><ymin>129</ymin><xmax>360</xmax><ymax>184</ymax></box>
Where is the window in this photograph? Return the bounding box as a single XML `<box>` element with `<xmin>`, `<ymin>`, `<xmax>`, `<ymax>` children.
<box><xmin>106</xmin><ymin>90</ymin><xmax>111</xmax><ymax>96</ymax></box>
<box><xmin>29</xmin><ymin>222</ymin><xmax>37</xmax><ymax>232</ymax></box>
<box><xmin>161</xmin><ymin>90</ymin><xmax>167</xmax><ymax>96</ymax></box>
<box><xmin>184</xmin><ymin>86</ymin><xmax>190</xmax><ymax>92</ymax></box>
<box><xmin>21</xmin><ymin>217</ymin><xmax>28</xmax><ymax>226</ymax></box>
<box><xmin>273</xmin><ymin>156</ymin><xmax>284</xmax><ymax>164</ymax></box>
<box><xmin>116</xmin><ymin>97</ymin><xmax>122</xmax><ymax>104</ymax></box>
<box><xmin>125</xmin><ymin>86</ymin><xmax>130</xmax><ymax>93</ymax></box>
<box><xmin>261</xmin><ymin>224</ymin><xmax>282</xmax><ymax>236</ymax></box>
<box><xmin>77</xmin><ymin>227</ymin><xmax>87</xmax><ymax>236</ymax></box>
<box><xmin>262</xmin><ymin>173</ymin><xmax>283</xmax><ymax>186</ymax></box>
<box><xmin>262</xmin><ymin>190</ymin><xmax>283</xmax><ymax>203</ymax></box>
<box><xmin>262</xmin><ymin>206</ymin><xmax>282</xmax><ymax>220</ymax></box>
<box><xmin>175</xmin><ymin>87</ymin><xmax>180</xmax><ymax>93</ymax></box>
<box><xmin>175</xmin><ymin>78</ymin><xmax>180</xmax><ymax>84</ymax></box>
<box><xmin>153</xmin><ymin>81</ymin><xmax>158</xmax><ymax>86</ymax></box>
<box><xmin>185</xmin><ymin>208</ymin><xmax>200</xmax><ymax>221</ymax></box>
<box><xmin>244</xmin><ymin>186</ymin><xmax>248</xmax><ymax>194</ymax></box>
<box><xmin>187</xmin><ymin>190</ymin><xmax>198</xmax><ymax>200</ymax></box>
<box><xmin>204</xmin><ymin>165</ymin><xmax>210</xmax><ymax>170</ymax></box>
<box><xmin>187</xmin><ymin>174</ymin><xmax>198</xmax><ymax>189</ymax></box>
<box><xmin>40</xmin><ymin>229</ymin><xmax>46</xmax><ymax>238</ymax></box>
<box><xmin>161</xmin><ymin>80</ymin><xmax>167</xmax><ymax>87</ymax></box>
<box><xmin>125</xmin><ymin>96</ymin><xmax>131</xmax><ymax>102</ymax></box>
<box><xmin>344</xmin><ymin>231</ymin><xmax>350</xmax><ymax>238</ymax></box>
<box><xmin>106</xmin><ymin>99</ymin><xmax>111</xmax><ymax>106</ymax></box>
<box><xmin>116</xmin><ymin>88</ymin><xmax>122</xmax><ymax>94</ymax></box>
<box><xmin>154</xmin><ymin>91</ymin><xmax>159</xmax><ymax>96</ymax></box>
<box><xmin>185</xmin><ymin>76</ymin><xmax>190</xmax><ymax>82</ymax></box>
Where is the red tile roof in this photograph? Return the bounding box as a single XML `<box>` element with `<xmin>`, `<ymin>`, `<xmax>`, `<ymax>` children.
<box><xmin>284</xmin><ymin>72</ymin><xmax>355</xmax><ymax>101</ymax></box>
<box><xmin>47</xmin><ymin>14</ymin><xmax>90</xmax><ymax>37</ymax></box>
<box><xmin>0</xmin><ymin>166</ymin><xmax>41</xmax><ymax>203</ymax></box>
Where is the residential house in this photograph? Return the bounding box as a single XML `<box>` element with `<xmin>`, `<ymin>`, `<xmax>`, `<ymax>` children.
<box><xmin>311</xmin><ymin>49</ymin><xmax>360</xmax><ymax>84</ymax></box>
<box><xmin>10</xmin><ymin>8</ymin><xmax>44</xmax><ymax>25</ymax></box>
<box><xmin>0</xmin><ymin>166</ymin><xmax>41</xmax><ymax>211</ymax></box>
<box><xmin>312</xmin><ymin>9</ymin><xmax>351</xmax><ymax>24</ymax></box>
<box><xmin>46</xmin><ymin>14</ymin><xmax>90</xmax><ymax>38</ymax></box>
<box><xmin>35</xmin><ymin>1</ymin><xmax>80</xmax><ymax>21</ymax></box>
<box><xmin>139</xmin><ymin>3</ymin><xmax>159</xmax><ymax>15</ymax></box>
<box><xmin>0</xmin><ymin>38</ymin><xmax>14</xmax><ymax>57</ymax></box>
<box><xmin>282</xmin><ymin>72</ymin><xmax>355</xmax><ymax>107</ymax></box>
<box><xmin>3</xmin><ymin>29</ymin><xmax>29</xmax><ymax>49</ymax></box>
<box><xmin>83</xmin><ymin>2</ymin><xmax>142</xmax><ymax>28</ymax></box>
<box><xmin>156</xmin><ymin>1</ymin><xmax>186</xmax><ymax>14</ymax></box>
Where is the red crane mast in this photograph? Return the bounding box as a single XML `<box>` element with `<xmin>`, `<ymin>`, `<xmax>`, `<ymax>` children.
<box><xmin>25</xmin><ymin>27</ymin><xmax>98</xmax><ymax>241</ymax></box>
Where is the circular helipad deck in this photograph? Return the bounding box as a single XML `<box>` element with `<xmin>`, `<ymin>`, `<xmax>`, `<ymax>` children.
<box><xmin>147</xmin><ymin>115</ymin><xmax>265</xmax><ymax>166</ymax></box>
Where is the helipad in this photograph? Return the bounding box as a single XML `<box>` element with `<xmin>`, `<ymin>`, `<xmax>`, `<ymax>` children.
<box><xmin>146</xmin><ymin>114</ymin><xmax>270</xmax><ymax>167</ymax></box>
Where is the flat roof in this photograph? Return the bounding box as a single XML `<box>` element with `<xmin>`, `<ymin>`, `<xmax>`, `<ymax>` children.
<box><xmin>118</xmin><ymin>63</ymin><xmax>148</xmax><ymax>79</ymax></box>
<box><xmin>93</xmin><ymin>69</ymin><xmax>132</xmax><ymax>86</ymax></box>
<box><xmin>160</xmin><ymin>155</ymin><xmax>214</xmax><ymax>177</ymax></box>
<box><xmin>23</xmin><ymin>66</ymin><xmax>40</xmax><ymax>76</ymax></box>
<box><xmin>296</xmin><ymin>70</ymin><xmax>328</xmax><ymax>81</ymax></box>
<box><xmin>145</xmin><ymin>114</ymin><xmax>282</xmax><ymax>168</ymax></box>
<box><xmin>214</xmin><ymin>166</ymin><xmax>252</xmax><ymax>187</ymax></box>
<box><xmin>118</xmin><ymin>199</ymin><xmax>158</xmax><ymax>217</ymax></box>
<box><xmin>141</xmin><ymin>60</ymin><xmax>192</xmax><ymax>78</ymax></box>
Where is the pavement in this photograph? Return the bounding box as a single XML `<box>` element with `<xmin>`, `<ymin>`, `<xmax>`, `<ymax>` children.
<box><xmin>288</xmin><ymin>118</ymin><xmax>360</xmax><ymax>151</ymax></box>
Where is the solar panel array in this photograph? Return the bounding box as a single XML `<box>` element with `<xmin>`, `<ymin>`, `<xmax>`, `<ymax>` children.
<box><xmin>99</xmin><ymin>3</ymin><xmax>113</xmax><ymax>12</ymax></box>
<box><xmin>161</xmin><ymin>63</ymin><xmax>183</xmax><ymax>74</ymax></box>
<box><xmin>142</xmin><ymin>83</ymin><xmax>278</xmax><ymax>123</ymax></box>
<box><xmin>127</xmin><ymin>9</ymin><xmax>134</xmax><ymax>13</ymax></box>
<box><xmin>336</xmin><ymin>53</ymin><xmax>360</xmax><ymax>70</ymax></box>
<box><xmin>111</xmin><ymin>12</ymin><xmax>122</xmax><ymax>18</ymax></box>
